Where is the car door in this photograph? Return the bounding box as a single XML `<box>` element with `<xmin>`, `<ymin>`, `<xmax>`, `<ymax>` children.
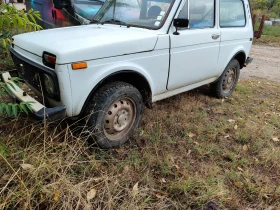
<box><xmin>217</xmin><ymin>0</ymin><xmax>253</xmax><ymax>71</ymax></box>
<box><xmin>167</xmin><ymin>0</ymin><xmax>221</xmax><ymax>90</ymax></box>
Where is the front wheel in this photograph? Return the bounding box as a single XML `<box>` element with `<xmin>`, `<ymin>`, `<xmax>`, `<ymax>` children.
<box><xmin>211</xmin><ymin>59</ymin><xmax>240</xmax><ymax>98</ymax></box>
<box><xmin>85</xmin><ymin>81</ymin><xmax>144</xmax><ymax>149</ymax></box>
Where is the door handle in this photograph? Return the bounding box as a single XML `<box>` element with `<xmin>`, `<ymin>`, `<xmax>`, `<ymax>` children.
<box><xmin>212</xmin><ymin>34</ymin><xmax>220</xmax><ymax>40</ymax></box>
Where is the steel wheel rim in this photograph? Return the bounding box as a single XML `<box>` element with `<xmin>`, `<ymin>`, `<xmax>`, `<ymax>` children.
<box><xmin>222</xmin><ymin>67</ymin><xmax>236</xmax><ymax>93</ymax></box>
<box><xmin>103</xmin><ymin>97</ymin><xmax>136</xmax><ymax>141</ymax></box>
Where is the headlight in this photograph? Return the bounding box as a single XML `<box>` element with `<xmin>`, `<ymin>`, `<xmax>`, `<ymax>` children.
<box><xmin>43</xmin><ymin>74</ymin><xmax>55</xmax><ymax>97</ymax></box>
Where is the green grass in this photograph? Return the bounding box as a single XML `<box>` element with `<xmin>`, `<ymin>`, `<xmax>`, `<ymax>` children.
<box><xmin>262</xmin><ymin>24</ymin><xmax>280</xmax><ymax>37</ymax></box>
<box><xmin>0</xmin><ymin>80</ymin><xmax>279</xmax><ymax>210</ymax></box>
<box><xmin>254</xmin><ymin>23</ymin><xmax>280</xmax><ymax>46</ymax></box>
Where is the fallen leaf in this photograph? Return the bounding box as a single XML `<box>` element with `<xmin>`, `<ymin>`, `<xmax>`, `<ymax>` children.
<box><xmin>1</xmin><ymin>174</ymin><xmax>10</xmax><ymax>181</ymax></box>
<box><xmin>174</xmin><ymin>165</ymin><xmax>180</xmax><ymax>170</ymax></box>
<box><xmin>237</xmin><ymin>167</ymin><xmax>243</xmax><ymax>172</ymax></box>
<box><xmin>161</xmin><ymin>178</ymin><xmax>166</xmax><ymax>183</ymax></box>
<box><xmin>20</xmin><ymin>164</ymin><xmax>34</xmax><ymax>170</ymax></box>
<box><xmin>272</xmin><ymin>137</ymin><xmax>279</xmax><ymax>142</ymax></box>
<box><xmin>263</xmin><ymin>194</ymin><xmax>270</xmax><ymax>199</ymax></box>
<box><xmin>193</xmin><ymin>141</ymin><xmax>199</xmax><ymax>145</ymax></box>
<box><xmin>53</xmin><ymin>190</ymin><xmax>60</xmax><ymax>201</ymax></box>
<box><xmin>227</xmin><ymin>119</ymin><xmax>235</xmax><ymax>123</ymax></box>
<box><xmin>155</xmin><ymin>194</ymin><xmax>162</xmax><ymax>199</ymax></box>
<box><xmin>243</xmin><ymin>145</ymin><xmax>248</xmax><ymax>151</ymax></box>
<box><xmin>87</xmin><ymin>188</ymin><xmax>97</xmax><ymax>201</ymax></box>
<box><xmin>188</xmin><ymin>132</ymin><xmax>196</xmax><ymax>138</ymax></box>
<box><xmin>115</xmin><ymin>148</ymin><xmax>124</xmax><ymax>154</ymax></box>
<box><xmin>132</xmin><ymin>182</ymin><xmax>139</xmax><ymax>197</ymax></box>
<box><xmin>234</xmin><ymin>125</ymin><xmax>238</xmax><ymax>130</ymax></box>
<box><xmin>170</xmin><ymin>156</ymin><xmax>175</xmax><ymax>163</ymax></box>
<box><xmin>234</xmin><ymin>181</ymin><xmax>244</xmax><ymax>188</ymax></box>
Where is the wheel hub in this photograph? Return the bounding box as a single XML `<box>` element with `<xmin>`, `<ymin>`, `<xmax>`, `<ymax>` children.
<box><xmin>104</xmin><ymin>98</ymin><xmax>136</xmax><ymax>140</ymax></box>
<box><xmin>113</xmin><ymin>110</ymin><xmax>129</xmax><ymax>131</ymax></box>
<box><xmin>222</xmin><ymin>67</ymin><xmax>236</xmax><ymax>93</ymax></box>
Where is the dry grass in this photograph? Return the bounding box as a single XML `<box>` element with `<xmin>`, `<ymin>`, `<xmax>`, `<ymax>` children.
<box><xmin>0</xmin><ymin>80</ymin><xmax>280</xmax><ymax>210</ymax></box>
<box><xmin>254</xmin><ymin>36</ymin><xmax>280</xmax><ymax>47</ymax></box>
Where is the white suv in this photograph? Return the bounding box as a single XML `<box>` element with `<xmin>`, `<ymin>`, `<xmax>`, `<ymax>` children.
<box><xmin>1</xmin><ymin>0</ymin><xmax>254</xmax><ymax>148</ymax></box>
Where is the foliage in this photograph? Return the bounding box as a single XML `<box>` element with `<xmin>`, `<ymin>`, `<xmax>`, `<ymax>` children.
<box><xmin>254</xmin><ymin>23</ymin><xmax>280</xmax><ymax>46</ymax></box>
<box><xmin>0</xmin><ymin>4</ymin><xmax>42</xmax><ymax>49</ymax></box>
<box><xmin>0</xmin><ymin>5</ymin><xmax>42</xmax><ymax>116</ymax></box>
<box><xmin>0</xmin><ymin>77</ymin><xmax>33</xmax><ymax>116</ymax></box>
<box><xmin>251</xmin><ymin>0</ymin><xmax>280</xmax><ymax>18</ymax></box>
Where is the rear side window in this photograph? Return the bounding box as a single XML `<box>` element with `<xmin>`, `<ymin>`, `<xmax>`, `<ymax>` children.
<box><xmin>220</xmin><ymin>0</ymin><xmax>246</xmax><ymax>27</ymax></box>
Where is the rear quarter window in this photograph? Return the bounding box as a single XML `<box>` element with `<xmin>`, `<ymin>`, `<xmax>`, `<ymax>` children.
<box><xmin>220</xmin><ymin>0</ymin><xmax>246</xmax><ymax>27</ymax></box>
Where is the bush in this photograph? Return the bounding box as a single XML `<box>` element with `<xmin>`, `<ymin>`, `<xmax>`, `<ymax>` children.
<box><xmin>0</xmin><ymin>5</ymin><xmax>42</xmax><ymax>116</ymax></box>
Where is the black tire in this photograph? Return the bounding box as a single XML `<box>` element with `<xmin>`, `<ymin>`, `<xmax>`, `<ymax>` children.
<box><xmin>210</xmin><ymin>59</ymin><xmax>240</xmax><ymax>98</ymax></box>
<box><xmin>84</xmin><ymin>81</ymin><xmax>144</xmax><ymax>149</ymax></box>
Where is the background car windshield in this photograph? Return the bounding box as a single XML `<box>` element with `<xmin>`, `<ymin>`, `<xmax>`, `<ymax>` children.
<box><xmin>93</xmin><ymin>0</ymin><xmax>173</xmax><ymax>28</ymax></box>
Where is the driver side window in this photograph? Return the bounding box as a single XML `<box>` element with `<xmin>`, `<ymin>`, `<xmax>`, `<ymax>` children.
<box><xmin>178</xmin><ymin>0</ymin><xmax>215</xmax><ymax>29</ymax></box>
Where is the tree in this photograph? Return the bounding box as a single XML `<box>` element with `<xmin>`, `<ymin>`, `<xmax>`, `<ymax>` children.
<box><xmin>271</xmin><ymin>0</ymin><xmax>280</xmax><ymax>17</ymax></box>
<box><xmin>251</xmin><ymin>0</ymin><xmax>268</xmax><ymax>10</ymax></box>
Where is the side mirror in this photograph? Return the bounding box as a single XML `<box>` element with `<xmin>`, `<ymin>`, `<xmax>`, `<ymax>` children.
<box><xmin>53</xmin><ymin>0</ymin><xmax>69</xmax><ymax>9</ymax></box>
<box><xmin>173</xmin><ymin>18</ymin><xmax>189</xmax><ymax>35</ymax></box>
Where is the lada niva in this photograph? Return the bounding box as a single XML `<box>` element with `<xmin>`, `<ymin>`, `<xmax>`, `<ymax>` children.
<box><xmin>1</xmin><ymin>0</ymin><xmax>254</xmax><ymax>148</ymax></box>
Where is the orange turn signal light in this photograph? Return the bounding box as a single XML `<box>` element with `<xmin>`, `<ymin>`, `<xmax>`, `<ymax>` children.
<box><xmin>72</xmin><ymin>62</ymin><xmax>88</xmax><ymax>70</ymax></box>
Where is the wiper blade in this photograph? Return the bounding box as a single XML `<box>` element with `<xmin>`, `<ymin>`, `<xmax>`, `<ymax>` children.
<box><xmin>90</xmin><ymin>19</ymin><xmax>101</xmax><ymax>24</ymax></box>
<box><xmin>102</xmin><ymin>19</ymin><xmax>129</xmax><ymax>26</ymax></box>
<box><xmin>92</xmin><ymin>0</ymin><xmax>105</xmax><ymax>3</ymax></box>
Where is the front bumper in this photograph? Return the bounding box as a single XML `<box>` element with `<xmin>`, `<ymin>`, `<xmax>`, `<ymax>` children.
<box><xmin>0</xmin><ymin>70</ymin><xmax>66</xmax><ymax>121</ymax></box>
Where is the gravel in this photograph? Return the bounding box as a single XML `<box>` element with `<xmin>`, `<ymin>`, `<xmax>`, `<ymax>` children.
<box><xmin>241</xmin><ymin>45</ymin><xmax>280</xmax><ymax>83</ymax></box>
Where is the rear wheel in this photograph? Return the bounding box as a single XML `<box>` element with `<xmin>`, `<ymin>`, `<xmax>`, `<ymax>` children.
<box><xmin>85</xmin><ymin>81</ymin><xmax>143</xmax><ymax>149</ymax></box>
<box><xmin>211</xmin><ymin>59</ymin><xmax>240</xmax><ymax>98</ymax></box>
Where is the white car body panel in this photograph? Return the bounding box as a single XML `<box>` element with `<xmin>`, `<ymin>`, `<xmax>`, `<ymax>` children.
<box><xmin>168</xmin><ymin>29</ymin><xmax>221</xmax><ymax>90</ymax></box>
<box><xmin>8</xmin><ymin>0</ymin><xmax>253</xmax><ymax>118</ymax></box>
<box><xmin>13</xmin><ymin>25</ymin><xmax>159</xmax><ymax>64</ymax></box>
<box><xmin>69</xmin><ymin>46</ymin><xmax>170</xmax><ymax>116</ymax></box>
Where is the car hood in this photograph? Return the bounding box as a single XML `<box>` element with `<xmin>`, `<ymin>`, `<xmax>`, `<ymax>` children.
<box><xmin>13</xmin><ymin>25</ymin><xmax>158</xmax><ymax>64</ymax></box>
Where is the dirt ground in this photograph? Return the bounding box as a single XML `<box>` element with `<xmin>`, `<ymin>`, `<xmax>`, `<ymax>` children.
<box><xmin>241</xmin><ymin>45</ymin><xmax>280</xmax><ymax>83</ymax></box>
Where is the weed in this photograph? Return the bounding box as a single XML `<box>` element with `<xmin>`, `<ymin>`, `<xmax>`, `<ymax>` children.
<box><xmin>0</xmin><ymin>80</ymin><xmax>280</xmax><ymax>209</ymax></box>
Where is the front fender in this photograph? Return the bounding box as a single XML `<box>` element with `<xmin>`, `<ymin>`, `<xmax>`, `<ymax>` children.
<box><xmin>69</xmin><ymin>58</ymin><xmax>155</xmax><ymax>116</ymax></box>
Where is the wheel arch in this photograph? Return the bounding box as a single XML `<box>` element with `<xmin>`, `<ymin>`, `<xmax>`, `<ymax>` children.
<box><xmin>73</xmin><ymin>70</ymin><xmax>152</xmax><ymax>120</ymax></box>
<box><xmin>212</xmin><ymin>50</ymin><xmax>246</xmax><ymax>85</ymax></box>
<box><xmin>233</xmin><ymin>50</ymin><xmax>247</xmax><ymax>69</ymax></box>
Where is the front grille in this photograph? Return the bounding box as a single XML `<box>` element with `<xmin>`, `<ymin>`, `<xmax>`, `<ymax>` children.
<box><xmin>10</xmin><ymin>48</ymin><xmax>61</xmax><ymax>101</ymax></box>
<box><xmin>11</xmin><ymin>53</ymin><xmax>42</xmax><ymax>91</ymax></box>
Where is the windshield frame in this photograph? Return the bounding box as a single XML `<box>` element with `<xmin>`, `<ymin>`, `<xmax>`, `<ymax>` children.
<box><xmin>92</xmin><ymin>0</ymin><xmax>176</xmax><ymax>30</ymax></box>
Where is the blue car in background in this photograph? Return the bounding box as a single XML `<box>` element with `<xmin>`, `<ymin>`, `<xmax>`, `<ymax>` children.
<box><xmin>26</xmin><ymin>0</ymin><xmax>104</xmax><ymax>28</ymax></box>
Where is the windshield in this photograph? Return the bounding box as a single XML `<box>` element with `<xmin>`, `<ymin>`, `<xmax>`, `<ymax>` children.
<box><xmin>92</xmin><ymin>0</ymin><xmax>174</xmax><ymax>29</ymax></box>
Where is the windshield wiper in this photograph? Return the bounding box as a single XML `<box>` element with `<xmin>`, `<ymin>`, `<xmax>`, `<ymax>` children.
<box><xmin>102</xmin><ymin>19</ymin><xmax>129</xmax><ymax>27</ymax></box>
<box><xmin>92</xmin><ymin>0</ymin><xmax>105</xmax><ymax>3</ymax></box>
<box><xmin>90</xmin><ymin>19</ymin><xmax>101</xmax><ymax>24</ymax></box>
